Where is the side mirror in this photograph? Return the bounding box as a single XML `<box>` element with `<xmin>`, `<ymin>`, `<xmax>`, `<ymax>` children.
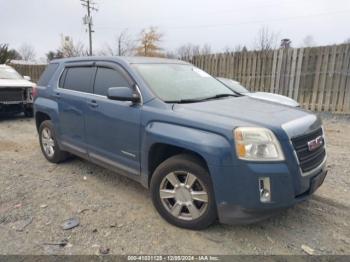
<box><xmin>23</xmin><ymin>76</ymin><xmax>31</xmax><ymax>81</ymax></box>
<box><xmin>107</xmin><ymin>87</ymin><xmax>140</xmax><ymax>103</ymax></box>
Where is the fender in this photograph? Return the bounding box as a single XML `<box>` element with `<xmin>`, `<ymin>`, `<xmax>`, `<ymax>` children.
<box><xmin>140</xmin><ymin>121</ymin><xmax>233</xmax><ymax>187</ymax></box>
<box><xmin>34</xmin><ymin>97</ymin><xmax>61</xmax><ymax>138</ymax></box>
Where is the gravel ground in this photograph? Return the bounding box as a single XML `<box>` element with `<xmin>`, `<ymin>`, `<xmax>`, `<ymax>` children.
<box><xmin>0</xmin><ymin>114</ymin><xmax>349</xmax><ymax>255</ymax></box>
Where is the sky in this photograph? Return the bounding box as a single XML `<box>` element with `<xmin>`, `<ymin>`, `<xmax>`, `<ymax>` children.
<box><xmin>1</xmin><ymin>0</ymin><xmax>350</xmax><ymax>61</ymax></box>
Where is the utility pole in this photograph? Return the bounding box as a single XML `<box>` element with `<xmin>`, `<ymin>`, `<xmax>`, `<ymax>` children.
<box><xmin>81</xmin><ymin>0</ymin><xmax>98</xmax><ymax>56</ymax></box>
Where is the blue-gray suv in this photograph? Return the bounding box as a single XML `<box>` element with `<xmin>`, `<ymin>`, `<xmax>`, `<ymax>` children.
<box><xmin>34</xmin><ymin>57</ymin><xmax>327</xmax><ymax>229</ymax></box>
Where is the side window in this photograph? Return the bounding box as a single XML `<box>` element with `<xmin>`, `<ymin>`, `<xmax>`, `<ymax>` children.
<box><xmin>94</xmin><ymin>67</ymin><xmax>131</xmax><ymax>96</ymax></box>
<box><xmin>38</xmin><ymin>63</ymin><xmax>59</xmax><ymax>86</ymax></box>
<box><xmin>62</xmin><ymin>67</ymin><xmax>94</xmax><ymax>93</ymax></box>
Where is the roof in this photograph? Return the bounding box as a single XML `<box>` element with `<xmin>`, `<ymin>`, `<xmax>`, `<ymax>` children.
<box><xmin>10</xmin><ymin>60</ymin><xmax>47</xmax><ymax>65</ymax></box>
<box><xmin>121</xmin><ymin>56</ymin><xmax>188</xmax><ymax>64</ymax></box>
<box><xmin>51</xmin><ymin>56</ymin><xmax>189</xmax><ymax>65</ymax></box>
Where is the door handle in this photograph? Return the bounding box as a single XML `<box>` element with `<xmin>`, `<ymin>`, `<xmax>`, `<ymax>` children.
<box><xmin>88</xmin><ymin>100</ymin><xmax>98</xmax><ymax>108</ymax></box>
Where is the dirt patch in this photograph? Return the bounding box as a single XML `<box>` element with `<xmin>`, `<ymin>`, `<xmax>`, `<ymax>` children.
<box><xmin>0</xmin><ymin>114</ymin><xmax>349</xmax><ymax>255</ymax></box>
<box><xmin>0</xmin><ymin>141</ymin><xmax>18</xmax><ymax>152</ymax></box>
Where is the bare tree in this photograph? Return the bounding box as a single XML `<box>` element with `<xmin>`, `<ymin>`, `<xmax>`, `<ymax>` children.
<box><xmin>254</xmin><ymin>26</ymin><xmax>278</xmax><ymax>51</ymax></box>
<box><xmin>59</xmin><ymin>35</ymin><xmax>87</xmax><ymax>57</ymax></box>
<box><xmin>135</xmin><ymin>27</ymin><xmax>163</xmax><ymax>57</ymax></box>
<box><xmin>233</xmin><ymin>45</ymin><xmax>243</xmax><ymax>52</ymax></box>
<box><xmin>117</xmin><ymin>29</ymin><xmax>135</xmax><ymax>56</ymax></box>
<box><xmin>201</xmin><ymin>44</ymin><xmax>212</xmax><ymax>55</ymax></box>
<box><xmin>176</xmin><ymin>44</ymin><xmax>200</xmax><ymax>59</ymax></box>
<box><xmin>18</xmin><ymin>44</ymin><xmax>36</xmax><ymax>61</ymax></box>
<box><xmin>222</xmin><ymin>46</ymin><xmax>234</xmax><ymax>54</ymax></box>
<box><xmin>302</xmin><ymin>35</ymin><xmax>316</xmax><ymax>47</ymax></box>
<box><xmin>176</xmin><ymin>43</ymin><xmax>212</xmax><ymax>59</ymax></box>
<box><xmin>344</xmin><ymin>38</ymin><xmax>350</xmax><ymax>44</ymax></box>
<box><xmin>99</xmin><ymin>30</ymin><xmax>136</xmax><ymax>56</ymax></box>
<box><xmin>46</xmin><ymin>35</ymin><xmax>87</xmax><ymax>61</ymax></box>
<box><xmin>165</xmin><ymin>51</ymin><xmax>177</xmax><ymax>59</ymax></box>
<box><xmin>98</xmin><ymin>44</ymin><xmax>116</xmax><ymax>56</ymax></box>
<box><xmin>223</xmin><ymin>45</ymin><xmax>248</xmax><ymax>53</ymax></box>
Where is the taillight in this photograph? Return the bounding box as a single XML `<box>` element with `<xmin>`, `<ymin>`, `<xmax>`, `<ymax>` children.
<box><xmin>32</xmin><ymin>84</ymin><xmax>38</xmax><ymax>99</ymax></box>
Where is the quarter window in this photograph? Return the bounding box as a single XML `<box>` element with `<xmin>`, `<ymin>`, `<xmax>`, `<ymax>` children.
<box><xmin>94</xmin><ymin>67</ymin><xmax>131</xmax><ymax>96</ymax></box>
<box><xmin>62</xmin><ymin>67</ymin><xmax>94</xmax><ymax>93</ymax></box>
<box><xmin>38</xmin><ymin>63</ymin><xmax>59</xmax><ymax>86</ymax></box>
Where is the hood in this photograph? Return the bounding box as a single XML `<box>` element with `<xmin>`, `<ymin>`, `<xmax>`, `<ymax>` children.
<box><xmin>173</xmin><ymin>96</ymin><xmax>319</xmax><ymax>139</ymax></box>
<box><xmin>0</xmin><ymin>78</ymin><xmax>35</xmax><ymax>88</ymax></box>
<box><xmin>246</xmin><ymin>92</ymin><xmax>300</xmax><ymax>107</ymax></box>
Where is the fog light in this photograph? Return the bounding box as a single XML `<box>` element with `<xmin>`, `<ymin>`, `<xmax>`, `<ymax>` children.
<box><xmin>259</xmin><ymin>177</ymin><xmax>271</xmax><ymax>203</ymax></box>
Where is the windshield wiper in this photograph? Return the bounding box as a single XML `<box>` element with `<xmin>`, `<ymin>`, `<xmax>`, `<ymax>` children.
<box><xmin>200</xmin><ymin>93</ymin><xmax>237</xmax><ymax>101</ymax></box>
<box><xmin>164</xmin><ymin>98</ymin><xmax>205</xmax><ymax>104</ymax></box>
<box><xmin>165</xmin><ymin>94</ymin><xmax>237</xmax><ymax>104</ymax></box>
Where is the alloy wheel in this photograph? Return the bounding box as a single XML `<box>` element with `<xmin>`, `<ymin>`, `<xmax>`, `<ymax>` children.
<box><xmin>41</xmin><ymin>127</ymin><xmax>55</xmax><ymax>158</ymax></box>
<box><xmin>159</xmin><ymin>171</ymin><xmax>209</xmax><ymax>221</ymax></box>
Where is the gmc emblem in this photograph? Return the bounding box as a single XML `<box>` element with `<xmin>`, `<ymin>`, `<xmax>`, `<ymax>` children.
<box><xmin>307</xmin><ymin>136</ymin><xmax>323</xmax><ymax>151</ymax></box>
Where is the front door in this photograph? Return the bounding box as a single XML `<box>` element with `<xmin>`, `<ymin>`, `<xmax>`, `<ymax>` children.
<box><xmin>85</xmin><ymin>62</ymin><xmax>141</xmax><ymax>176</ymax></box>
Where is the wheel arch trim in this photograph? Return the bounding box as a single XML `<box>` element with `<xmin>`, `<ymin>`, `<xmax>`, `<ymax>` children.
<box><xmin>140</xmin><ymin>121</ymin><xmax>233</xmax><ymax>187</ymax></box>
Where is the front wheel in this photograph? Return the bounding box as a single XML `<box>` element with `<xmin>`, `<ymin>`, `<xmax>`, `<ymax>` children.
<box><xmin>150</xmin><ymin>154</ymin><xmax>217</xmax><ymax>230</ymax></box>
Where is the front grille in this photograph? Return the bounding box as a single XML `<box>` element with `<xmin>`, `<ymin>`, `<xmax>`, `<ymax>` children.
<box><xmin>0</xmin><ymin>88</ymin><xmax>25</xmax><ymax>102</ymax></box>
<box><xmin>291</xmin><ymin>128</ymin><xmax>326</xmax><ymax>173</ymax></box>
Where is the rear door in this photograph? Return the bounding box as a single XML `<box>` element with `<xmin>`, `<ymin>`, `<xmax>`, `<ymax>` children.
<box><xmin>54</xmin><ymin>62</ymin><xmax>95</xmax><ymax>157</ymax></box>
<box><xmin>85</xmin><ymin>62</ymin><xmax>141</xmax><ymax>176</ymax></box>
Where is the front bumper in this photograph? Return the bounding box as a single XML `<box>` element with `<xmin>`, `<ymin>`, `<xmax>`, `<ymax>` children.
<box><xmin>210</xmin><ymin>160</ymin><xmax>328</xmax><ymax>225</ymax></box>
<box><xmin>0</xmin><ymin>102</ymin><xmax>33</xmax><ymax>114</ymax></box>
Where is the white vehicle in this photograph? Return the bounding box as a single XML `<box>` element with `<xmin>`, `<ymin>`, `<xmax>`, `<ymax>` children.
<box><xmin>0</xmin><ymin>64</ymin><xmax>35</xmax><ymax>116</ymax></box>
<box><xmin>217</xmin><ymin>77</ymin><xmax>300</xmax><ymax>107</ymax></box>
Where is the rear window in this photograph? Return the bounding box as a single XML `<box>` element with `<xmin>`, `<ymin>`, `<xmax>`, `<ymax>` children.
<box><xmin>37</xmin><ymin>63</ymin><xmax>59</xmax><ymax>86</ymax></box>
<box><xmin>62</xmin><ymin>67</ymin><xmax>94</xmax><ymax>93</ymax></box>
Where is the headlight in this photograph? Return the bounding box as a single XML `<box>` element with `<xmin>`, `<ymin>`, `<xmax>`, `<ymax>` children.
<box><xmin>234</xmin><ymin>127</ymin><xmax>284</xmax><ymax>161</ymax></box>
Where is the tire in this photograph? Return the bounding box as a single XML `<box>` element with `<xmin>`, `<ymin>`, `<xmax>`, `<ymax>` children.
<box><xmin>150</xmin><ymin>154</ymin><xmax>217</xmax><ymax>230</ymax></box>
<box><xmin>39</xmin><ymin>120</ymin><xmax>69</xmax><ymax>163</ymax></box>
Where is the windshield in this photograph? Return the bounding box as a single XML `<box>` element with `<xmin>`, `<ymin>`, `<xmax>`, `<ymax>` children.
<box><xmin>0</xmin><ymin>67</ymin><xmax>23</xmax><ymax>80</ymax></box>
<box><xmin>217</xmin><ymin>78</ymin><xmax>249</xmax><ymax>94</ymax></box>
<box><xmin>133</xmin><ymin>64</ymin><xmax>234</xmax><ymax>102</ymax></box>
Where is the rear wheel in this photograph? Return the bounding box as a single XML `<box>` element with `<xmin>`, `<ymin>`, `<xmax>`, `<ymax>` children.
<box><xmin>39</xmin><ymin>120</ymin><xmax>69</xmax><ymax>163</ymax></box>
<box><xmin>150</xmin><ymin>154</ymin><xmax>217</xmax><ymax>230</ymax></box>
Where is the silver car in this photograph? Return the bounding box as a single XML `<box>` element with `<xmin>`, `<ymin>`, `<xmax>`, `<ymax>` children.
<box><xmin>217</xmin><ymin>77</ymin><xmax>299</xmax><ymax>107</ymax></box>
<box><xmin>0</xmin><ymin>64</ymin><xmax>35</xmax><ymax>116</ymax></box>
